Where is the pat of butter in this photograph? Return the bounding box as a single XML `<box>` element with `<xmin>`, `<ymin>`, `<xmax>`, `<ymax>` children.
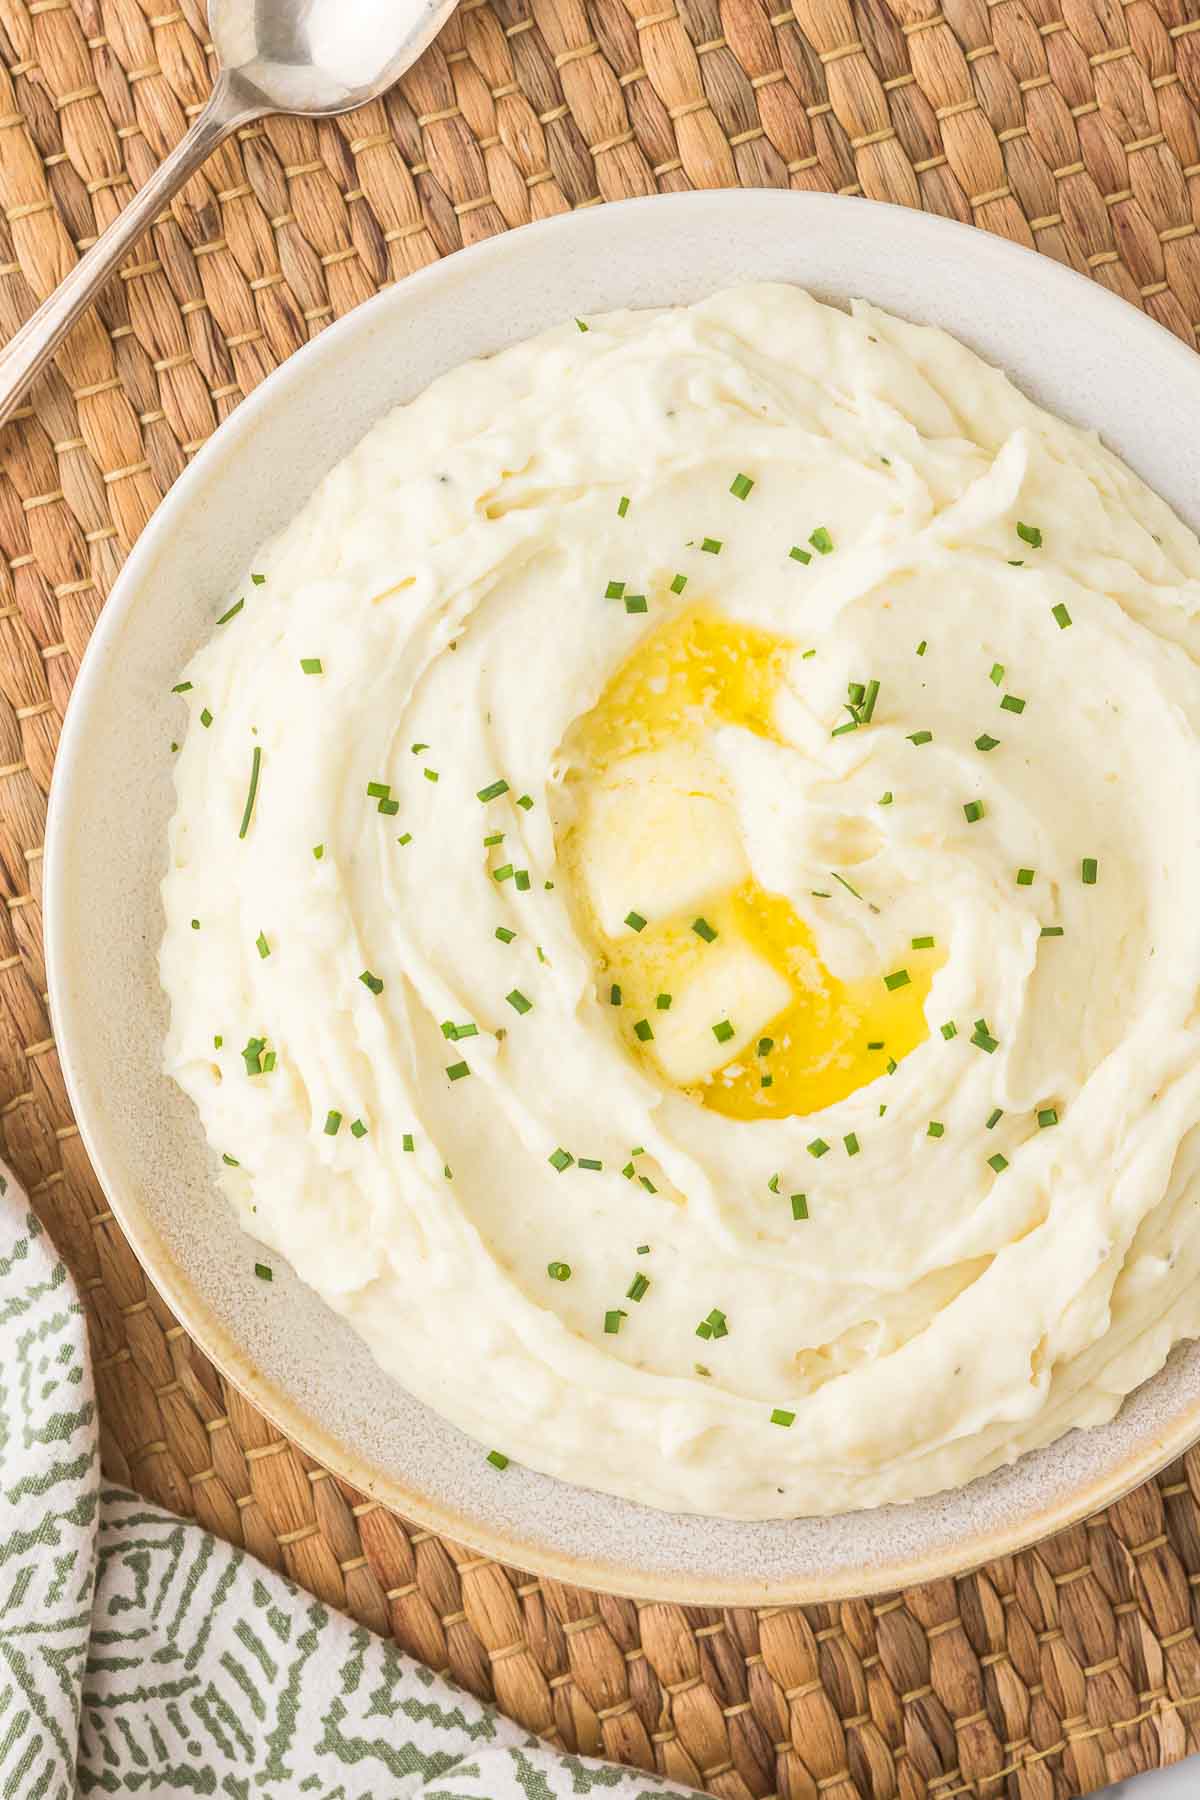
<box><xmin>578</xmin><ymin>746</ymin><xmax>748</xmax><ymax>937</ymax></box>
<box><xmin>651</xmin><ymin>944</ymin><xmax>792</xmax><ymax>1085</ymax></box>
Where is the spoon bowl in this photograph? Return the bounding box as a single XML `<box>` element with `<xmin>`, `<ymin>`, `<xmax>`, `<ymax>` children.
<box><xmin>210</xmin><ymin>0</ymin><xmax>457</xmax><ymax>118</ymax></box>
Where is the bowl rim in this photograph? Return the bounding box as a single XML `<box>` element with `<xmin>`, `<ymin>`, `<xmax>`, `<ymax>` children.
<box><xmin>44</xmin><ymin>187</ymin><xmax>1200</xmax><ymax>1604</ymax></box>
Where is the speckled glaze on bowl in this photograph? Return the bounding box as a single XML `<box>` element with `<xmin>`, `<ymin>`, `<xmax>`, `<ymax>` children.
<box><xmin>44</xmin><ymin>191</ymin><xmax>1200</xmax><ymax>1604</ymax></box>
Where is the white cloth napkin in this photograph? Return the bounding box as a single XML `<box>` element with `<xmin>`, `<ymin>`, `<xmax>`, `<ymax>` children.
<box><xmin>0</xmin><ymin>1157</ymin><xmax>700</xmax><ymax>1799</ymax></box>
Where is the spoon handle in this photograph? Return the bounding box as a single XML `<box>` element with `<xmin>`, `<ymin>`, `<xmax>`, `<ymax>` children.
<box><xmin>0</xmin><ymin>84</ymin><xmax>250</xmax><ymax>433</ymax></box>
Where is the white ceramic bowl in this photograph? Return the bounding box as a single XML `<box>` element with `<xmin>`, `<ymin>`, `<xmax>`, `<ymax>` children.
<box><xmin>45</xmin><ymin>191</ymin><xmax>1200</xmax><ymax>1603</ymax></box>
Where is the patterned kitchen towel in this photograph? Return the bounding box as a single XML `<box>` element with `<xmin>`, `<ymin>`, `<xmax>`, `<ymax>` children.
<box><xmin>0</xmin><ymin>1156</ymin><xmax>701</xmax><ymax>1800</ymax></box>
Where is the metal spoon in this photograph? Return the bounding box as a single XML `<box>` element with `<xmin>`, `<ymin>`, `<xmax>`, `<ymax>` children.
<box><xmin>0</xmin><ymin>0</ymin><xmax>457</xmax><ymax>431</ymax></box>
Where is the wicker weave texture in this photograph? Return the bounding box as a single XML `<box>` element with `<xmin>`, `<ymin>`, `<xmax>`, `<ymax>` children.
<box><xmin>4</xmin><ymin>1</ymin><xmax>1200</xmax><ymax>1795</ymax></box>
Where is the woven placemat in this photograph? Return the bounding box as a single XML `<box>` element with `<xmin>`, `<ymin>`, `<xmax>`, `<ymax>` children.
<box><xmin>3</xmin><ymin>1</ymin><xmax>1200</xmax><ymax>1794</ymax></box>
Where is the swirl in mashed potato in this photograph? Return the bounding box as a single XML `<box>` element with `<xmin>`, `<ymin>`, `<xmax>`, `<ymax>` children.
<box><xmin>161</xmin><ymin>285</ymin><xmax>1200</xmax><ymax>1518</ymax></box>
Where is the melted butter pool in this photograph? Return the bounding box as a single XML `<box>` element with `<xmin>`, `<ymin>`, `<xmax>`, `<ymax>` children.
<box><xmin>564</xmin><ymin>601</ymin><xmax>933</xmax><ymax>1118</ymax></box>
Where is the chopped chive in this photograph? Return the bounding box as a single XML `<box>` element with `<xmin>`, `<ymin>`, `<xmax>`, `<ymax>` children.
<box><xmin>548</xmin><ymin>1261</ymin><xmax>572</xmax><ymax>1281</ymax></box>
<box><xmin>216</xmin><ymin>597</ymin><xmax>244</xmax><ymax>625</ymax></box>
<box><xmin>604</xmin><ymin>1310</ymin><xmax>625</xmax><ymax>1334</ymax></box>
<box><xmin>1037</xmin><ymin>1107</ymin><xmax>1059</xmax><ymax>1128</ymax></box>
<box><xmin>506</xmin><ymin>989</ymin><xmax>532</xmax><ymax>1014</ymax></box>
<box><xmin>940</xmin><ymin>1021</ymin><xmax>958</xmax><ymax>1040</ymax></box>
<box><xmin>312</xmin><ymin>843</ymin><xmax>324</xmax><ymax>860</ymax></box>
<box><xmin>1016</xmin><ymin>521</ymin><xmax>1042</xmax><ymax>549</ymax></box>
<box><xmin>624</xmin><ymin>593</ymin><xmax>648</xmax><ymax>614</ymax></box>
<box><xmin>700</xmin><ymin>537</ymin><xmax>722</xmax><ymax>554</ymax></box>
<box><xmin>446</xmin><ymin>1061</ymin><xmax>470</xmax><ymax>1081</ymax></box>
<box><xmin>617</xmin><ymin>496</ymin><xmax>630</xmax><ymax>517</ymax></box>
<box><xmin>367</xmin><ymin>781</ymin><xmax>390</xmax><ymax>799</ymax></box>
<box><xmin>423</xmin><ymin>768</ymin><xmax>439</xmax><ymax>783</ymax></box>
<box><xmin>963</xmin><ymin>799</ymin><xmax>985</xmax><ymax>824</ymax></box>
<box><xmin>255</xmin><ymin>1263</ymin><xmax>272</xmax><ymax>1281</ymax></box>
<box><xmin>411</xmin><ymin>743</ymin><xmax>428</xmax><ymax>755</ymax></box>
<box><xmin>986</xmin><ymin>1108</ymin><xmax>1003</xmax><ymax>1129</ymax></box>
<box><xmin>844</xmin><ymin>1132</ymin><xmax>860</xmax><ymax>1156</ymax></box>
<box><xmin>971</xmin><ymin>1022</ymin><xmax>999</xmax><ymax>1053</ymax></box>
<box><xmin>514</xmin><ymin>869</ymin><xmax>531</xmax><ymax>891</ymax></box>
<box><xmin>626</xmin><ymin>1273</ymin><xmax>650</xmax><ymax>1302</ymax></box>
<box><xmin>241</xmin><ymin>1036</ymin><xmax>264</xmax><ymax>1075</ymax></box>
<box><xmin>907</xmin><ymin>730</ymin><xmax>933</xmax><ymax>746</ymax></box>
<box><xmin>172</xmin><ymin>680</ymin><xmax>193</xmax><ymax>693</ymax></box>
<box><xmin>911</xmin><ymin>935</ymin><xmax>935</xmax><ymax>949</ymax></box>
<box><xmin>221</xmin><ymin>1152</ymin><xmax>239</xmax><ymax>1166</ymax></box>
<box><xmin>770</xmin><ymin>1408</ymin><xmax>796</xmax><ymax>1427</ymax></box>
<box><xmin>867</xmin><ymin>1041</ymin><xmax>884</xmax><ymax>1051</ymax></box>
<box><xmin>768</xmin><ymin>1173</ymin><xmax>781</xmax><ymax>1194</ymax></box>
<box><xmin>757</xmin><ymin>1037</ymin><xmax>774</xmax><ymax>1056</ymax></box>
<box><xmin>517</xmin><ymin>794</ymin><xmax>534</xmax><ymax>811</ymax></box>
<box><xmin>1081</xmin><ymin>857</ymin><xmax>1098</xmax><ymax>885</ymax></box>
<box><xmin>579</xmin><ymin>1157</ymin><xmax>602</xmax><ymax>1171</ymax></box>
<box><xmin>191</xmin><ymin>918</ymin><xmax>200</xmax><ymax>931</ymax></box>
<box><xmin>378</xmin><ymin>798</ymin><xmax>400</xmax><ymax>815</ymax></box>
<box><xmin>609</xmin><ymin>983</ymin><xmax>622</xmax><ymax>1006</ymax></box>
<box><xmin>484</xmin><ymin>832</ymin><xmax>504</xmax><ymax>847</ymax></box>
<box><xmin>670</xmin><ymin>573</ymin><xmax>688</xmax><ymax>594</ymax></box>
<box><xmin>809</xmin><ymin>526</ymin><xmax>834</xmax><ymax>554</ymax></box>
<box><xmin>789</xmin><ymin>545</ymin><xmax>812</xmax><ymax>564</ymax></box>
<box><xmin>300</xmin><ymin>657</ymin><xmax>323</xmax><ymax>674</ymax></box>
<box><xmin>359</xmin><ymin>970</ymin><xmax>384</xmax><ymax>995</ymax></box>
<box><xmin>402</xmin><ymin>1133</ymin><xmax>414</xmax><ymax>1152</ymax></box>
<box><xmin>324</xmin><ymin>1110</ymin><xmax>342</xmax><ymax>1136</ymax></box>
<box><xmin>692</xmin><ymin>917</ymin><xmax>718</xmax><ymax>942</ymax></box>
<box><xmin>761</xmin><ymin>1074</ymin><xmax>773</xmax><ymax>1088</ymax></box>
<box><xmin>636</xmin><ymin>1244</ymin><xmax>650</xmax><ymax>1254</ymax></box>
<box><xmin>214</xmin><ymin>1035</ymin><xmax>223</xmax><ymax>1049</ymax></box>
<box><xmin>255</xmin><ymin>931</ymin><xmax>270</xmax><ymax>959</ymax></box>
<box><xmin>879</xmin><ymin>790</ymin><xmax>893</xmax><ymax>805</ymax></box>
<box><xmin>397</xmin><ymin>832</ymin><xmax>412</xmax><ymax>845</ymax></box>
<box><xmin>548</xmin><ymin>1148</ymin><xmax>574</xmax><ymax>1171</ymax></box>
<box><xmin>655</xmin><ymin>992</ymin><xmax>672</xmax><ymax>1010</ymax></box>
<box><xmin>989</xmin><ymin>663</ymin><xmax>1005</xmax><ymax>686</ymax></box>
<box><xmin>730</xmin><ymin>473</ymin><xmax>755</xmax><ymax>500</ymax></box>
<box><xmin>633</xmin><ymin>1018</ymin><xmax>654</xmax><ymax>1042</ymax></box>
<box><xmin>712</xmin><ymin>1019</ymin><xmax>735</xmax><ymax>1044</ymax></box>
<box><xmin>486</xmin><ymin>1449</ymin><xmax>509</xmax><ymax>1470</ymax></box>
<box><xmin>493</xmin><ymin>927</ymin><xmax>516</xmax><ymax>948</ymax></box>
<box><xmin>624</xmin><ymin>911</ymin><xmax>647</xmax><ymax>932</ymax></box>
<box><xmin>1000</xmin><ymin>694</ymin><xmax>1026</xmax><ymax>714</ymax></box>
<box><xmin>916</xmin><ymin>640</ymin><xmax>927</xmax><ymax>657</ymax></box>
<box><xmin>1051</xmin><ymin>603</ymin><xmax>1072</xmax><ymax>629</ymax></box>
<box><xmin>975</xmin><ymin>733</ymin><xmax>1000</xmax><ymax>752</ymax></box>
<box><xmin>987</xmin><ymin>1152</ymin><xmax>1009</xmax><ymax>1174</ymax></box>
<box><xmin>250</xmin><ymin>573</ymin><xmax>265</xmax><ymax>586</ymax></box>
<box><xmin>605</xmin><ymin>580</ymin><xmax>625</xmax><ymax>600</ymax></box>
<box><xmin>886</xmin><ymin>1057</ymin><xmax>898</xmax><ymax>1074</ymax></box>
<box><xmin>791</xmin><ymin>1194</ymin><xmax>809</xmax><ymax>1221</ymax></box>
<box><xmin>200</xmin><ymin>707</ymin><xmax>213</xmax><ymax>729</ymax></box>
<box><xmin>576</xmin><ymin>318</ymin><xmax>589</xmax><ymax>332</ymax></box>
<box><xmin>807</xmin><ymin>1138</ymin><xmax>830</xmax><ymax>1158</ymax></box>
<box><xmin>350</xmin><ymin>1119</ymin><xmax>367</xmax><ymax>1138</ymax></box>
<box><xmin>927</xmin><ymin>1121</ymin><xmax>945</xmax><ymax>1138</ymax></box>
<box><xmin>493</xmin><ymin>863</ymin><xmax>514</xmax><ymax>882</ymax></box>
<box><xmin>1040</xmin><ymin>925</ymin><xmax>1064</xmax><ymax>937</ymax></box>
<box><xmin>477</xmin><ymin>778</ymin><xmax>509</xmax><ymax>803</ymax></box>
<box><xmin>884</xmin><ymin>968</ymin><xmax>910</xmax><ymax>991</ymax></box>
<box><xmin>261</xmin><ymin>1051</ymin><xmax>276</xmax><ymax>1073</ymax></box>
<box><xmin>1016</xmin><ymin>868</ymin><xmax>1035</xmax><ymax>886</ymax></box>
